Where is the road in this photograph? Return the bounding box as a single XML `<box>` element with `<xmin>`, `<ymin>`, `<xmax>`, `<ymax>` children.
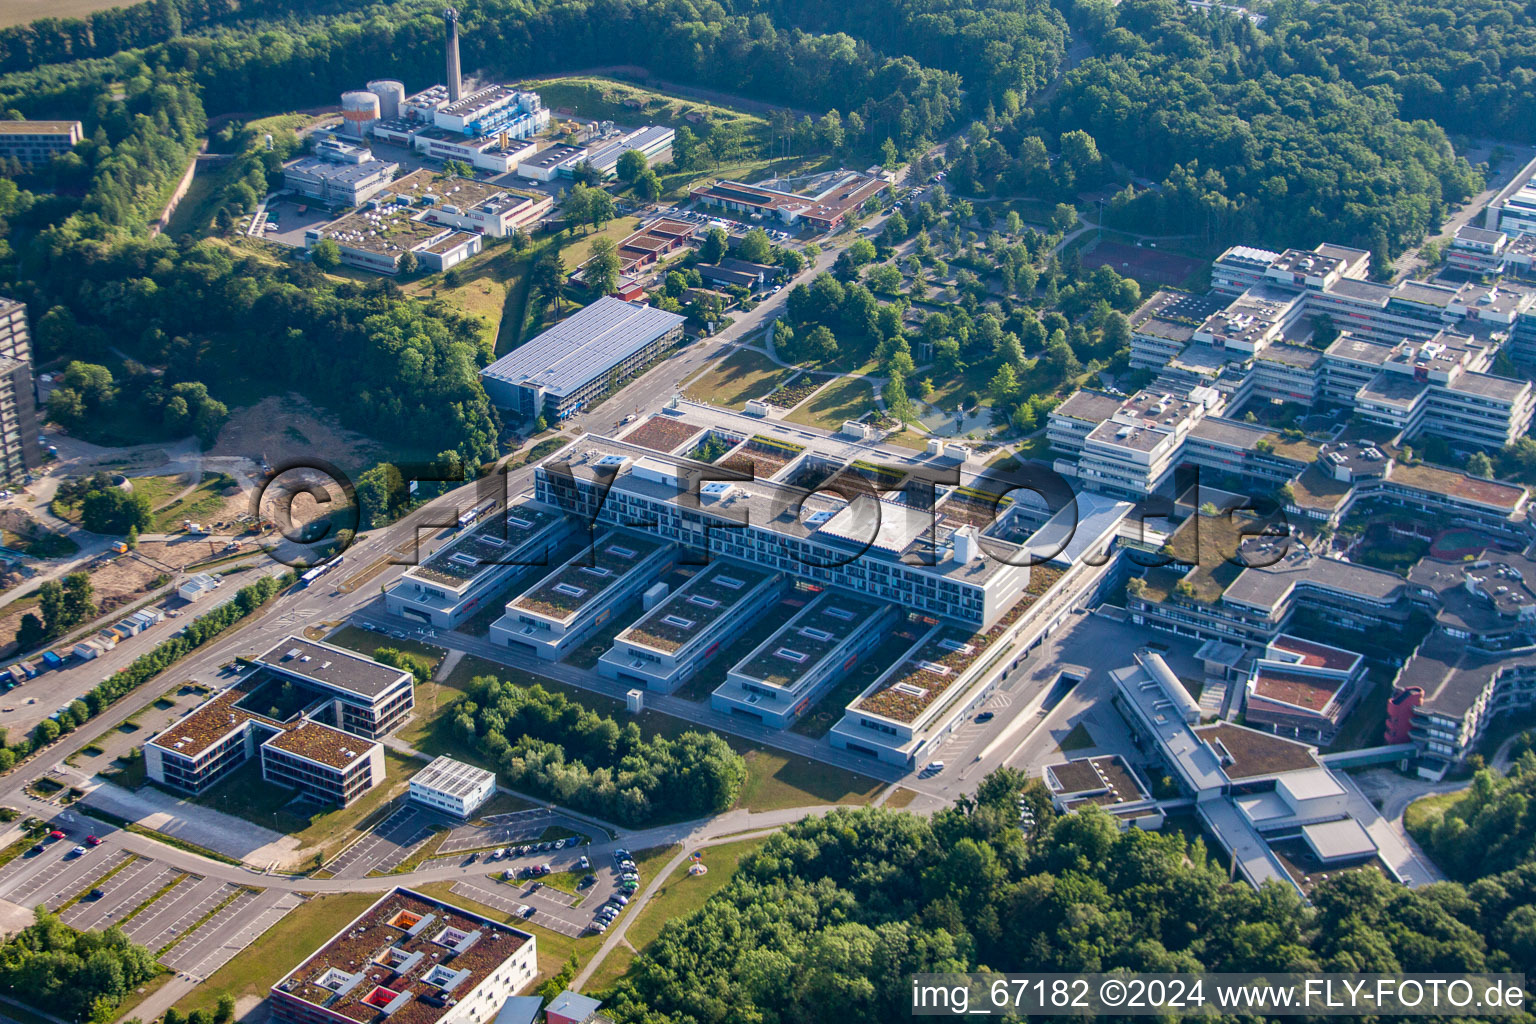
<box><xmin>1392</xmin><ymin>142</ymin><xmax>1536</xmax><ymax>281</ymax></box>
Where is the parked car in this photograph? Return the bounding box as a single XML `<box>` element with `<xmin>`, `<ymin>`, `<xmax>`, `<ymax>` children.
<box><xmin>975</xmin><ymin>711</ymin><xmax>994</xmax><ymax>723</ymax></box>
<box><xmin>46</xmin><ymin>830</ymin><xmax>65</xmax><ymax>841</ymax></box>
<box><xmin>577</xmin><ymin>855</ymin><xmax>590</xmax><ymax>870</ymax></box>
<box><xmin>88</xmin><ymin>889</ymin><xmax>105</xmax><ymax>900</ymax></box>
<box><xmin>611</xmin><ymin>894</ymin><xmax>629</xmax><ymax>907</ymax></box>
<box><xmin>70</xmin><ymin>845</ymin><xmax>86</xmax><ymax>857</ymax></box>
<box><xmin>578</xmin><ymin>874</ymin><xmax>596</xmax><ymax>888</ymax></box>
<box><xmin>522</xmin><ymin>906</ymin><xmax>536</xmax><ymax>918</ymax></box>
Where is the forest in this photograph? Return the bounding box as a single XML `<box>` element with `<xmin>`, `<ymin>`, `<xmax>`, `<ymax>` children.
<box><xmin>452</xmin><ymin>675</ymin><xmax>748</xmax><ymax>825</ymax></box>
<box><xmin>0</xmin><ymin>911</ymin><xmax>157</xmax><ymax>1020</ymax></box>
<box><xmin>595</xmin><ymin>769</ymin><xmax>1536</xmax><ymax>1023</ymax></box>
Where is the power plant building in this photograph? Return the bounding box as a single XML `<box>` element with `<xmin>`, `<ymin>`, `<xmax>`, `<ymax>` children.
<box><xmin>283</xmin><ymin>143</ymin><xmax>400</xmax><ymax>207</ymax></box>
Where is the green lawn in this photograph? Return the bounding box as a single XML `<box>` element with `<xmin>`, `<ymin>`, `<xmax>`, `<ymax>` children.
<box><xmin>1404</xmin><ymin>789</ymin><xmax>1466</xmax><ymax>840</ymax></box>
<box><xmin>732</xmin><ymin>746</ymin><xmax>882</xmax><ymax>812</ymax></box>
<box><xmin>392</xmin><ymin>652</ymin><xmax>882</xmax><ymax>818</ymax></box>
<box><xmin>186</xmin><ymin>751</ymin><xmax>420</xmax><ymax>865</ymax></box>
<box><xmin>325</xmin><ymin>624</ymin><xmax>446</xmax><ymax>672</ymax></box>
<box><xmin>624</xmin><ymin>837</ymin><xmax>765</xmax><ymax>951</ymax></box>
<box><xmin>786</xmin><ymin>375</ymin><xmax>877</xmax><ymax>432</ymax></box>
<box><xmin>148</xmin><ymin>472</ymin><xmax>239</xmax><ymax>531</ymax></box>
<box><xmin>405</xmin><ymin>240</ymin><xmax>527</xmax><ymax>348</ymax></box>
<box><xmin>683</xmin><ymin>346</ymin><xmax>793</xmax><ymax>411</ymax></box>
<box><xmin>171</xmin><ymin>891</ymin><xmax>380</xmax><ymax>1017</ymax></box>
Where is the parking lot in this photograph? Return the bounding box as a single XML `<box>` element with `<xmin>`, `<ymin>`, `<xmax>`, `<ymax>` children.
<box><xmin>447</xmin><ymin>841</ymin><xmax>641</xmax><ymax>939</ymax></box>
<box><xmin>436</xmin><ymin>809</ymin><xmax>587</xmax><ymax>856</ymax></box>
<box><xmin>327</xmin><ymin>805</ymin><xmax>448</xmax><ymax>880</ymax></box>
<box><xmin>256</xmin><ymin>198</ymin><xmax>340</xmax><ymax>248</ymax></box>
<box><xmin>0</xmin><ymin>830</ymin><xmax>301</xmax><ymax>980</ymax></box>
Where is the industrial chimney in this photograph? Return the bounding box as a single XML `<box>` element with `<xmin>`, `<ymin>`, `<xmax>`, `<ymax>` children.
<box><xmin>444</xmin><ymin>7</ymin><xmax>463</xmax><ymax>104</ymax></box>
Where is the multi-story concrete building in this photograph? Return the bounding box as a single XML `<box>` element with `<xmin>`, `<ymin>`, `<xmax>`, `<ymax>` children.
<box><xmin>409</xmin><ymin>756</ymin><xmax>497</xmax><ymax>817</ymax></box>
<box><xmin>385</xmin><ymin>502</ymin><xmax>567</xmax><ymax>628</ymax></box>
<box><xmin>253</xmin><ymin>636</ymin><xmax>416</xmax><ymax>739</ymax></box>
<box><xmin>0</xmin><ymin>298</ymin><xmax>41</xmax><ymax>482</ymax></box>
<box><xmin>144</xmin><ymin>661</ymin><xmax>388</xmax><ymax>806</ymax></box>
<box><xmin>1243</xmin><ymin>634</ymin><xmax>1365</xmax><ymax>744</ymax></box>
<box><xmin>491</xmin><ymin>529</ymin><xmax>674</xmax><ymax>659</ymax></box>
<box><xmin>691</xmin><ymin>171</ymin><xmax>889</xmax><ymax>233</ymax></box>
<box><xmin>478</xmin><ymin>298</ymin><xmax>686</xmax><ymax>422</ymax></box>
<box><xmin>598</xmin><ymin>561</ymin><xmax>780</xmax><ymax>692</ymax></box>
<box><xmin>0</xmin><ymin>120</ymin><xmax>81</xmax><ymax>165</ymax></box>
<box><xmin>284</xmin><ymin>150</ymin><xmax>401</xmax><ymax>207</ymax></box>
<box><xmin>711</xmin><ymin>590</ymin><xmax>895</xmax><ymax>728</ymax></box>
<box><xmin>1448</xmin><ymin>225</ymin><xmax>1510</xmax><ymax>275</ymax></box>
<box><xmin>268</xmin><ymin>888</ymin><xmax>538</xmax><ymax>1024</ymax></box>
<box><xmin>1386</xmin><ymin>550</ymin><xmax>1536</xmax><ymax>773</ymax></box>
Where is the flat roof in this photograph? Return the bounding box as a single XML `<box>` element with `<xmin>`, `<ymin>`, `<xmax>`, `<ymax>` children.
<box><xmin>512</xmin><ymin>530</ymin><xmax>665</xmax><ymax>622</ymax></box>
<box><xmin>272</xmin><ymin>888</ymin><xmax>532</xmax><ymax>1024</ymax></box>
<box><xmin>257</xmin><ymin>637</ymin><xmax>413</xmax><ymax>700</ymax></box>
<box><xmin>1385</xmin><ymin>462</ymin><xmax>1526</xmax><ymax>511</ymax></box>
<box><xmin>1045</xmin><ymin>755</ymin><xmax>1149</xmax><ymax>804</ymax></box>
<box><xmin>1270</xmin><ymin>634</ymin><xmax>1361</xmax><ymax>673</ymax></box>
<box><xmin>1302</xmin><ymin>818</ymin><xmax>1378</xmax><ymax>861</ymax></box>
<box><xmin>1193</xmin><ymin>722</ymin><xmax>1319</xmax><ymax>779</ymax></box>
<box><xmin>412</xmin><ymin>755</ymin><xmax>495</xmax><ymax>798</ymax></box>
<box><xmin>733</xmin><ymin>590</ymin><xmax>884</xmax><ymax>689</ymax></box>
<box><xmin>480</xmin><ymin>297</ymin><xmax>685</xmax><ymax>399</ymax></box>
<box><xmin>147</xmin><ymin>687</ymin><xmax>271</xmax><ymax>759</ymax></box>
<box><xmin>0</xmin><ymin>120</ymin><xmax>79</xmax><ymax>134</ymax></box>
<box><xmin>618</xmin><ymin>562</ymin><xmax>772</xmax><ymax>653</ymax></box>
<box><xmin>1250</xmin><ymin>666</ymin><xmax>1348</xmax><ymax>714</ymax></box>
<box><xmin>286</xmin><ymin>156</ymin><xmax>398</xmax><ymax>185</ymax></box>
<box><xmin>1053</xmin><ymin>388</ymin><xmax>1121</xmax><ymax>424</ymax></box>
<box><xmin>406</xmin><ymin>504</ymin><xmax>558</xmax><ymax>591</ymax></box>
<box><xmin>265</xmin><ymin>720</ymin><xmax>376</xmax><ymax>771</ymax></box>
<box><xmin>1396</xmin><ymin>630</ymin><xmax>1536</xmax><ymax>719</ymax></box>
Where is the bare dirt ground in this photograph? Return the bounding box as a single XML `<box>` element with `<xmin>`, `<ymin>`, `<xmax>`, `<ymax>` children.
<box><xmin>211</xmin><ymin>393</ymin><xmax>384</xmax><ymax>478</ymax></box>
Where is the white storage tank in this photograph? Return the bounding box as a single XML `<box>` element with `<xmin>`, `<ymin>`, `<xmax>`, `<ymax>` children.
<box><xmin>341</xmin><ymin>90</ymin><xmax>382</xmax><ymax>137</ymax></box>
<box><xmin>368</xmin><ymin>79</ymin><xmax>406</xmax><ymax>121</ymax></box>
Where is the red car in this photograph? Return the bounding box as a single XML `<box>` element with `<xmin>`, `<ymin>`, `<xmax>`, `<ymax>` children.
<box><xmin>46</xmin><ymin>830</ymin><xmax>64</xmax><ymax>841</ymax></box>
<box><xmin>85</xmin><ymin>835</ymin><xmax>102</xmax><ymax>847</ymax></box>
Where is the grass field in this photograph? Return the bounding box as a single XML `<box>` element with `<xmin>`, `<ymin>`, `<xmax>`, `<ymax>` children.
<box><xmin>392</xmin><ymin>651</ymin><xmax>883</xmax><ymax>817</ymax></box>
<box><xmin>148</xmin><ymin>472</ymin><xmax>237</xmax><ymax>531</ymax></box>
<box><xmin>683</xmin><ymin>346</ymin><xmax>791</xmax><ymax>410</ymax></box>
<box><xmin>786</xmin><ymin>375</ymin><xmax>877</xmax><ymax>431</ymax></box>
<box><xmin>326</xmin><ymin>624</ymin><xmax>446</xmax><ymax>670</ymax></box>
<box><xmin>404</xmin><ymin>240</ymin><xmax>531</xmax><ymax>349</ymax></box>
<box><xmin>171</xmin><ymin>891</ymin><xmax>381</xmax><ymax>1016</ymax></box>
<box><xmin>624</xmin><ymin>836</ymin><xmax>764</xmax><ymax>951</ymax></box>
<box><xmin>0</xmin><ymin>0</ymin><xmax>126</xmax><ymax>26</ymax></box>
<box><xmin>1404</xmin><ymin>789</ymin><xmax>1465</xmax><ymax>840</ymax></box>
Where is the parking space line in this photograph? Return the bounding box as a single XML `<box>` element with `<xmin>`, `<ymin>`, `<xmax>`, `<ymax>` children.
<box><xmin>451</xmin><ymin>880</ymin><xmax>587</xmax><ymax>938</ymax></box>
<box><xmin>123</xmin><ymin>875</ymin><xmax>224</xmax><ymax>948</ymax></box>
<box><xmin>44</xmin><ymin>850</ymin><xmax>132</xmax><ymax>911</ymax></box>
<box><xmin>164</xmin><ymin>890</ymin><xmax>302</xmax><ymax>980</ymax></box>
<box><xmin>62</xmin><ymin>857</ymin><xmax>160</xmax><ymax>930</ymax></box>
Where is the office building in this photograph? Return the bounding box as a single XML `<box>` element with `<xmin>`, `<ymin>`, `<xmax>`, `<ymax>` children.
<box><xmin>1113</xmin><ymin>650</ymin><xmax>1429</xmax><ymax>896</ymax></box>
<box><xmin>478</xmin><ymin>297</ymin><xmax>686</xmax><ymax>421</ymax></box>
<box><xmin>0</xmin><ymin>120</ymin><xmax>81</xmax><ymax>165</ymax></box>
<box><xmin>268</xmin><ymin>888</ymin><xmax>538</xmax><ymax>1024</ymax></box>
<box><xmin>144</xmin><ymin>667</ymin><xmax>386</xmax><ymax>806</ymax></box>
<box><xmin>385</xmin><ymin>502</ymin><xmax>567</xmax><ymax>628</ymax></box>
<box><xmin>0</xmin><ymin>298</ymin><xmax>40</xmax><ymax>482</ymax></box>
<box><xmin>1386</xmin><ymin>549</ymin><xmax>1536</xmax><ymax>773</ymax></box>
<box><xmin>283</xmin><ymin>150</ymin><xmax>401</xmax><ymax>208</ymax></box>
<box><xmin>711</xmin><ymin>590</ymin><xmax>895</xmax><ymax>728</ymax></box>
<box><xmin>410</xmin><ymin>756</ymin><xmax>497</xmax><ymax>817</ymax></box>
<box><xmin>253</xmin><ymin>636</ymin><xmax>415</xmax><ymax>738</ymax></box>
<box><xmin>598</xmin><ymin>561</ymin><xmax>781</xmax><ymax>692</ymax></box>
<box><xmin>1243</xmin><ymin>634</ymin><xmax>1365</xmax><ymax>744</ymax></box>
<box><xmin>691</xmin><ymin>171</ymin><xmax>889</xmax><ymax>232</ymax></box>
